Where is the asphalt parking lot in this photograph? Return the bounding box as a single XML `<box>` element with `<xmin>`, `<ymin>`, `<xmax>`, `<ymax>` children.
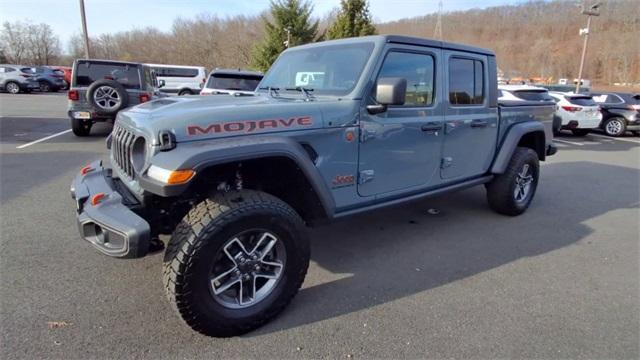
<box><xmin>0</xmin><ymin>92</ymin><xmax>638</xmax><ymax>359</ymax></box>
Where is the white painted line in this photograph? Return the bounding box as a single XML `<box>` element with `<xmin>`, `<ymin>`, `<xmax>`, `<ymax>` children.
<box><xmin>0</xmin><ymin>115</ymin><xmax>67</xmax><ymax>119</ymax></box>
<box><xmin>588</xmin><ymin>133</ymin><xmax>640</xmax><ymax>144</ymax></box>
<box><xmin>553</xmin><ymin>139</ymin><xmax>584</xmax><ymax>146</ymax></box>
<box><xmin>16</xmin><ymin>129</ymin><xmax>72</xmax><ymax>149</ymax></box>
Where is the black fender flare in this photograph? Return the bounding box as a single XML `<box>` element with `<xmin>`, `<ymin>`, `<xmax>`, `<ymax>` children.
<box><xmin>491</xmin><ymin>121</ymin><xmax>546</xmax><ymax>174</ymax></box>
<box><xmin>139</xmin><ymin>136</ymin><xmax>336</xmax><ymax>218</ymax></box>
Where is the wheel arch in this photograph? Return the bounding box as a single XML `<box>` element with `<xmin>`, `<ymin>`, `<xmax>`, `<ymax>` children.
<box><xmin>141</xmin><ymin>136</ymin><xmax>335</xmax><ymax>224</ymax></box>
<box><xmin>491</xmin><ymin>122</ymin><xmax>546</xmax><ymax>174</ymax></box>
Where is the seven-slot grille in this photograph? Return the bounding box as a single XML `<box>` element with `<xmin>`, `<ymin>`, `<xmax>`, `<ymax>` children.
<box><xmin>112</xmin><ymin>124</ymin><xmax>136</xmax><ymax>179</ymax></box>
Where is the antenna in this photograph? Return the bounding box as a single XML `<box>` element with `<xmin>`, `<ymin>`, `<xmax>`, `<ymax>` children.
<box><xmin>433</xmin><ymin>0</ymin><xmax>443</xmax><ymax>40</ymax></box>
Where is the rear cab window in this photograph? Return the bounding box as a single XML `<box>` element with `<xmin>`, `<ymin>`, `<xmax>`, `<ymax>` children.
<box><xmin>74</xmin><ymin>61</ymin><xmax>141</xmax><ymax>89</ymax></box>
<box><xmin>207</xmin><ymin>74</ymin><xmax>262</xmax><ymax>91</ymax></box>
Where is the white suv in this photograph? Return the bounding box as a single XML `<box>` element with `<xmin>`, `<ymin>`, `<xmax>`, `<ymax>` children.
<box><xmin>549</xmin><ymin>92</ymin><xmax>602</xmax><ymax>136</ymax></box>
<box><xmin>147</xmin><ymin>64</ymin><xmax>207</xmax><ymax>96</ymax></box>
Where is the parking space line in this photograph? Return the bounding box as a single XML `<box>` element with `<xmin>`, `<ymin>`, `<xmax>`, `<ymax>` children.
<box><xmin>588</xmin><ymin>133</ymin><xmax>640</xmax><ymax>144</ymax></box>
<box><xmin>16</xmin><ymin>129</ymin><xmax>72</xmax><ymax>149</ymax></box>
<box><xmin>553</xmin><ymin>139</ymin><xmax>584</xmax><ymax>146</ymax></box>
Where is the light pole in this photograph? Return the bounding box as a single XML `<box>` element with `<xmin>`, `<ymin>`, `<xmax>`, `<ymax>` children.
<box><xmin>79</xmin><ymin>0</ymin><xmax>91</xmax><ymax>58</ymax></box>
<box><xmin>284</xmin><ymin>27</ymin><xmax>292</xmax><ymax>48</ymax></box>
<box><xmin>575</xmin><ymin>1</ymin><xmax>601</xmax><ymax>93</ymax></box>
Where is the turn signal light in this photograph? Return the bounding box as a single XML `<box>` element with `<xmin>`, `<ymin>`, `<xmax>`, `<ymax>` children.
<box><xmin>91</xmin><ymin>193</ymin><xmax>106</xmax><ymax>206</ymax></box>
<box><xmin>80</xmin><ymin>165</ymin><xmax>93</xmax><ymax>175</ymax></box>
<box><xmin>167</xmin><ymin>169</ymin><xmax>195</xmax><ymax>184</ymax></box>
<box><xmin>68</xmin><ymin>90</ymin><xmax>79</xmax><ymax>101</ymax></box>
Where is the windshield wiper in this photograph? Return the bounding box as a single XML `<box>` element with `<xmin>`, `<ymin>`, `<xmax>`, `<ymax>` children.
<box><xmin>258</xmin><ymin>86</ymin><xmax>280</xmax><ymax>97</ymax></box>
<box><xmin>285</xmin><ymin>86</ymin><xmax>314</xmax><ymax>100</ymax></box>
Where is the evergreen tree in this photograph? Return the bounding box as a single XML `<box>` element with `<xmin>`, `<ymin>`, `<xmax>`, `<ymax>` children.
<box><xmin>252</xmin><ymin>0</ymin><xmax>319</xmax><ymax>72</ymax></box>
<box><xmin>326</xmin><ymin>0</ymin><xmax>376</xmax><ymax>40</ymax></box>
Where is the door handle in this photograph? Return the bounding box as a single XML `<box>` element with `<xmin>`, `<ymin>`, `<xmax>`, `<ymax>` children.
<box><xmin>471</xmin><ymin>120</ymin><xmax>488</xmax><ymax>128</ymax></box>
<box><xmin>421</xmin><ymin>122</ymin><xmax>442</xmax><ymax>132</ymax></box>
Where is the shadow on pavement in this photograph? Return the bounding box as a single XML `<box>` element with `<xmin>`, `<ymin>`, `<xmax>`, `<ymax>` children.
<box><xmin>251</xmin><ymin>161</ymin><xmax>639</xmax><ymax>335</ymax></box>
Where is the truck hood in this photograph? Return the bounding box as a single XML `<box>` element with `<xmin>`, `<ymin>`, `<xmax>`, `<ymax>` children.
<box><xmin>117</xmin><ymin>94</ymin><xmax>332</xmax><ymax>143</ymax></box>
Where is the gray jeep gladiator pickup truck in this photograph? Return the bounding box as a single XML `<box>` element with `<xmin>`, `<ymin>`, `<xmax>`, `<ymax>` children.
<box><xmin>70</xmin><ymin>35</ymin><xmax>557</xmax><ymax>337</ymax></box>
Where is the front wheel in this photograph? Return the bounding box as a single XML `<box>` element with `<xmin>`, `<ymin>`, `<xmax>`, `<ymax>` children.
<box><xmin>603</xmin><ymin>117</ymin><xmax>626</xmax><ymax>137</ymax></box>
<box><xmin>39</xmin><ymin>81</ymin><xmax>51</xmax><ymax>92</ymax></box>
<box><xmin>486</xmin><ymin>147</ymin><xmax>539</xmax><ymax>216</ymax></box>
<box><xmin>163</xmin><ymin>190</ymin><xmax>309</xmax><ymax>337</ymax></box>
<box><xmin>178</xmin><ymin>89</ymin><xmax>193</xmax><ymax>96</ymax></box>
<box><xmin>5</xmin><ymin>81</ymin><xmax>20</xmax><ymax>94</ymax></box>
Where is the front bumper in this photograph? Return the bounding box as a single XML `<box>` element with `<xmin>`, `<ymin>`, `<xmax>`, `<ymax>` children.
<box><xmin>70</xmin><ymin>160</ymin><xmax>150</xmax><ymax>258</ymax></box>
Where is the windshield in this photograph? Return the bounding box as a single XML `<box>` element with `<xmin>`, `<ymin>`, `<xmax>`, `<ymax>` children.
<box><xmin>207</xmin><ymin>74</ymin><xmax>262</xmax><ymax>91</ymax></box>
<box><xmin>259</xmin><ymin>42</ymin><xmax>375</xmax><ymax>96</ymax></box>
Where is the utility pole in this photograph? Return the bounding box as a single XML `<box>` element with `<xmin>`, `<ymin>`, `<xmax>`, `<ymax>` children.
<box><xmin>79</xmin><ymin>0</ymin><xmax>91</xmax><ymax>58</ymax></box>
<box><xmin>433</xmin><ymin>0</ymin><xmax>443</xmax><ymax>40</ymax></box>
<box><xmin>575</xmin><ymin>1</ymin><xmax>601</xmax><ymax>93</ymax></box>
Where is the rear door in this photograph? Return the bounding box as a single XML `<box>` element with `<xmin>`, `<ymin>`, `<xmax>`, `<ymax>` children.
<box><xmin>441</xmin><ymin>52</ymin><xmax>498</xmax><ymax>180</ymax></box>
<box><xmin>358</xmin><ymin>45</ymin><xmax>444</xmax><ymax>197</ymax></box>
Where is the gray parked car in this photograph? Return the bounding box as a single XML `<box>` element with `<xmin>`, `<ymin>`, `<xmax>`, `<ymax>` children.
<box><xmin>68</xmin><ymin>59</ymin><xmax>164</xmax><ymax>136</ymax></box>
<box><xmin>25</xmin><ymin>66</ymin><xmax>67</xmax><ymax>92</ymax></box>
<box><xmin>0</xmin><ymin>64</ymin><xmax>40</xmax><ymax>94</ymax></box>
<box><xmin>70</xmin><ymin>35</ymin><xmax>557</xmax><ymax>337</ymax></box>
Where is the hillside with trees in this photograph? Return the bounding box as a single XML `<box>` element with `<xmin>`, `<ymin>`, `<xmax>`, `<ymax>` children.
<box><xmin>1</xmin><ymin>0</ymin><xmax>637</xmax><ymax>86</ymax></box>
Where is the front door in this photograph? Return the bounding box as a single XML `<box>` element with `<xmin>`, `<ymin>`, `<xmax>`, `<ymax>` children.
<box><xmin>440</xmin><ymin>52</ymin><xmax>498</xmax><ymax>179</ymax></box>
<box><xmin>358</xmin><ymin>46</ymin><xmax>444</xmax><ymax>197</ymax></box>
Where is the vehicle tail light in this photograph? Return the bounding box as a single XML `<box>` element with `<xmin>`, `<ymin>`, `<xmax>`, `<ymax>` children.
<box><xmin>80</xmin><ymin>165</ymin><xmax>93</xmax><ymax>175</ymax></box>
<box><xmin>561</xmin><ymin>105</ymin><xmax>581</xmax><ymax>112</ymax></box>
<box><xmin>139</xmin><ymin>93</ymin><xmax>151</xmax><ymax>103</ymax></box>
<box><xmin>68</xmin><ymin>90</ymin><xmax>79</xmax><ymax>101</ymax></box>
<box><xmin>628</xmin><ymin>104</ymin><xmax>640</xmax><ymax>111</ymax></box>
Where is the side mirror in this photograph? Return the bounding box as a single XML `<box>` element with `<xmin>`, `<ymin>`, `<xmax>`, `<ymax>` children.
<box><xmin>158</xmin><ymin>79</ymin><xmax>165</xmax><ymax>88</ymax></box>
<box><xmin>367</xmin><ymin>77</ymin><xmax>406</xmax><ymax>114</ymax></box>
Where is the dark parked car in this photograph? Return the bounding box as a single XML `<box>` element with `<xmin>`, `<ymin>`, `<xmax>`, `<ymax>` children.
<box><xmin>590</xmin><ymin>92</ymin><xmax>640</xmax><ymax>136</ymax></box>
<box><xmin>0</xmin><ymin>64</ymin><xmax>40</xmax><ymax>94</ymax></box>
<box><xmin>67</xmin><ymin>59</ymin><xmax>164</xmax><ymax>136</ymax></box>
<box><xmin>25</xmin><ymin>66</ymin><xmax>67</xmax><ymax>92</ymax></box>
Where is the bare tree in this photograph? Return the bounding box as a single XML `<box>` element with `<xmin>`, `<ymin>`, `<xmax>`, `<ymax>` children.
<box><xmin>1</xmin><ymin>21</ymin><xmax>61</xmax><ymax>65</ymax></box>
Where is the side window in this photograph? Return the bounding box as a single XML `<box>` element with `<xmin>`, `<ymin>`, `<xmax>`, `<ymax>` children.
<box><xmin>377</xmin><ymin>51</ymin><xmax>435</xmax><ymax>107</ymax></box>
<box><xmin>449</xmin><ymin>57</ymin><xmax>484</xmax><ymax>105</ymax></box>
<box><xmin>606</xmin><ymin>95</ymin><xmax>623</xmax><ymax>104</ymax></box>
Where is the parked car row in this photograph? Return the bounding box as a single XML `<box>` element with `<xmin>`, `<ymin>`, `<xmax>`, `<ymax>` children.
<box><xmin>498</xmin><ymin>84</ymin><xmax>639</xmax><ymax>137</ymax></box>
<box><xmin>0</xmin><ymin>64</ymin><xmax>71</xmax><ymax>93</ymax></box>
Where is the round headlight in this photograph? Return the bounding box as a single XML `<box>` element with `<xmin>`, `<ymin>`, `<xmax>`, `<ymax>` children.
<box><xmin>130</xmin><ymin>136</ymin><xmax>147</xmax><ymax>173</ymax></box>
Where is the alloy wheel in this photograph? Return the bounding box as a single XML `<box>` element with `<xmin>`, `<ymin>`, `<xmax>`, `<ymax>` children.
<box><xmin>210</xmin><ymin>230</ymin><xmax>286</xmax><ymax>309</ymax></box>
<box><xmin>514</xmin><ymin>163</ymin><xmax>533</xmax><ymax>203</ymax></box>
<box><xmin>606</xmin><ymin>119</ymin><xmax>623</xmax><ymax>136</ymax></box>
<box><xmin>93</xmin><ymin>86</ymin><xmax>121</xmax><ymax>111</ymax></box>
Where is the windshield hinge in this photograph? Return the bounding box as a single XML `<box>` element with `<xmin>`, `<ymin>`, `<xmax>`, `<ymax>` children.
<box><xmin>358</xmin><ymin>170</ymin><xmax>375</xmax><ymax>185</ymax></box>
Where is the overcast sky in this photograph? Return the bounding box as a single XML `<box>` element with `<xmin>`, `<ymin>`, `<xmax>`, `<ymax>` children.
<box><xmin>0</xmin><ymin>0</ymin><xmax>528</xmax><ymax>48</ymax></box>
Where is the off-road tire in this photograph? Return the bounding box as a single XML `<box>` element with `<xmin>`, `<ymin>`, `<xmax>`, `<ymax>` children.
<box><xmin>71</xmin><ymin>118</ymin><xmax>92</xmax><ymax>136</ymax></box>
<box><xmin>486</xmin><ymin>147</ymin><xmax>539</xmax><ymax>216</ymax></box>
<box><xmin>178</xmin><ymin>89</ymin><xmax>193</xmax><ymax>96</ymax></box>
<box><xmin>163</xmin><ymin>190</ymin><xmax>309</xmax><ymax>337</ymax></box>
<box><xmin>571</xmin><ymin>129</ymin><xmax>590</xmax><ymax>136</ymax></box>
<box><xmin>86</xmin><ymin>79</ymin><xmax>128</xmax><ymax>115</ymax></box>
<box><xmin>603</xmin><ymin>117</ymin><xmax>626</xmax><ymax>137</ymax></box>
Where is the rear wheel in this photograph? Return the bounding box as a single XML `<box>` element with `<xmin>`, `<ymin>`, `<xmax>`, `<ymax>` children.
<box><xmin>603</xmin><ymin>117</ymin><xmax>626</xmax><ymax>137</ymax></box>
<box><xmin>39</xmin><ymin>81</ymin><xmax>51</xmax><ymax>92</ymax></box>
<box><xmin>486</xmin><ymin>147</ymin><xmax>539</xmax><ymax>216</ymax></box>
<box><xmin>571</xmin><ymin>129</ymin><xmax>590</xmax><ymax>136</ymax></box>
<box><xmin>178</xmin><ymin>89</ymin><xmax>193</xmax><ymax>96</ymax></box>
<box><xmin>163</xmin><ymin>190</ymin><xmax>309</xmax><ymax>337</ymax></box>
<box><xmin>71</xmin><ymin>118</ymin><xmax>92</xmax><ymax>136</ymax></box>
